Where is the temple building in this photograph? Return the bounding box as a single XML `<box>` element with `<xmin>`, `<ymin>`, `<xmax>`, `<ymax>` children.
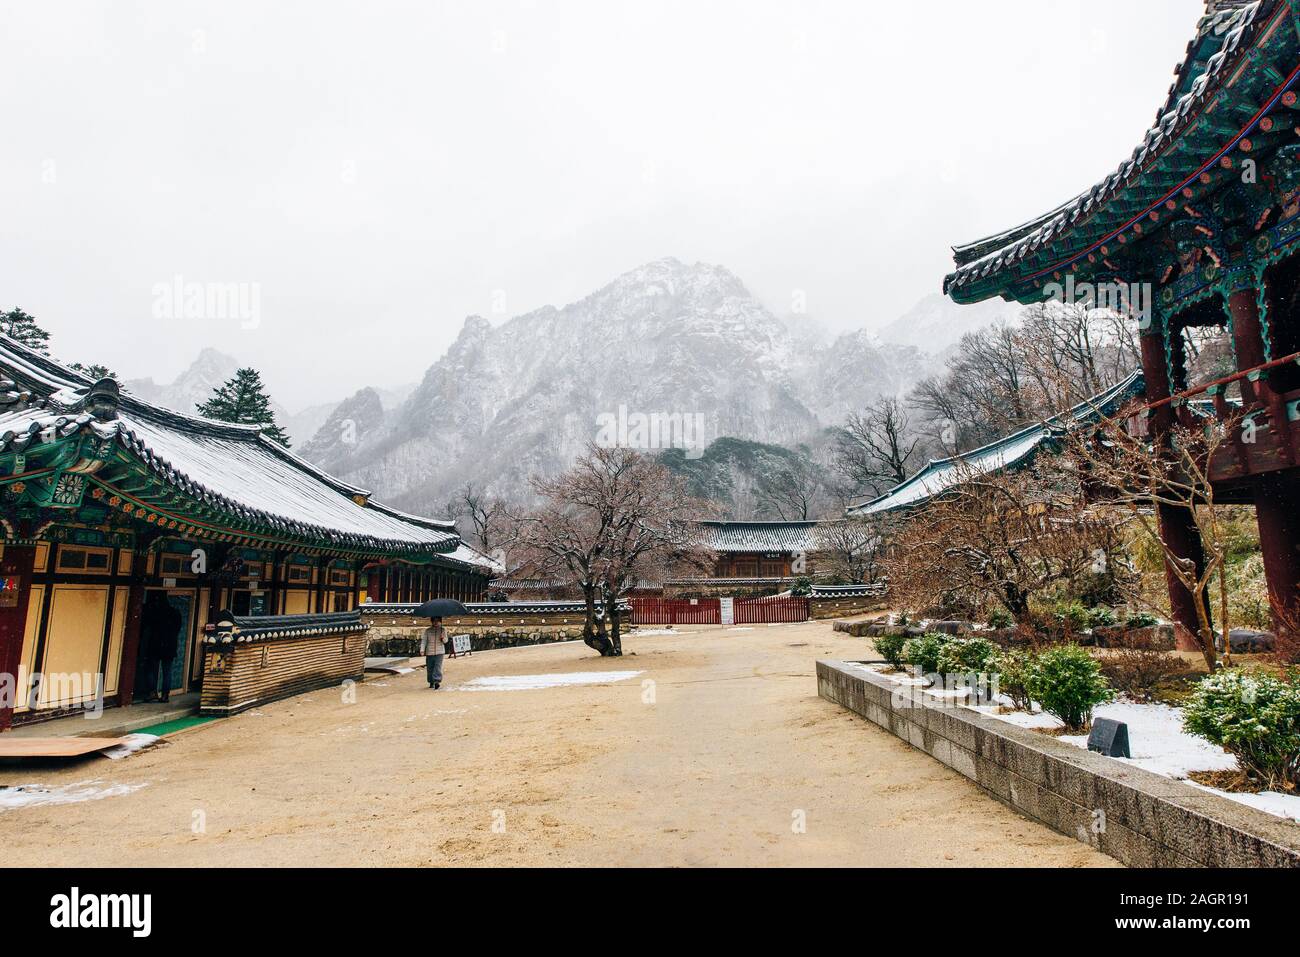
<box><xmin>848</xmin><ymin>373</ymin><xmax>1146</xmax><ymax>517</ymax></box>
<box><xmin>944</xmin><ymin>0</ymin><xmax>1300</xmax><ymax>637</ymax></box>
<box><xmin>0</xmin><ymin>335</ymin><xmax>496</xmax><ymax>729</ymax></box>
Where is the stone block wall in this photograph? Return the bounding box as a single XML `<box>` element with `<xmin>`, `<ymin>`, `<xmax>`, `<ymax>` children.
<box><xmin>817</xmin><ymin>660</ymin><xmax>1300</xmax><ymax>868</ymax></box>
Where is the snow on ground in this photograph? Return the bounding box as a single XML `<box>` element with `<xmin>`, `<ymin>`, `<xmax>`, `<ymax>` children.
<box><xmin>1187</xmin><ymin>782</ymin><xmax>1300</xmax><ymax>822</ymax></box>
<box><xmin>460</xmin><ymin>671</ymin><xmax>644</xmax><ymax>692</ymax></box>
<box><xmin>856</xmin><ymin>664</ymin><xmax>1299</xmax><ymax>824</ymax></box>
<box><xmin>632</xmin><ymin>629</ymin><xmax>679</xmax><ymax>637</ymax></box>
<box><xmin>0</xmin><ymin>781</ymin><xmax>147</xmax><ymax>811</ymax></box>
<box><xmin>101</xmin><ymin>734</ymin><xmax>161</xmax><ymax>761</ymax></box>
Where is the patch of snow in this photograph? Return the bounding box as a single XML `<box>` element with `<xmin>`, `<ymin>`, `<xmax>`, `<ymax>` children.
<box><xmin>633</xmin><ymin>629</ymin><xmax>678</xmax><ymax>637</ymax></box>
<box><xmin>0</xmin><ymin>780</ymin><xmax>147</xmax><ymax>811</ymax></box>
<box><xmin>726</xmin><ymin>627</ymin><xmax>756</xmax><ymax>632</ymax></box>
<box><xmin>1185</xmin><ymin>784</ymin><xmax>1300</xmax><ymax>823</ymax></box>
<box><xmin>460</xmin><ymin>671</ymin><xmax>644</xmax><ymax>692</ymax></box>
<box><xmin>101</xmin><ymin>734</ymin><xmax>161</xmax><ymax>761</ymax></box>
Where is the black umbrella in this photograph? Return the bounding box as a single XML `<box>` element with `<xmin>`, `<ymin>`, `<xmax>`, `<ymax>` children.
<box><xmin>412</xmin><ymin>599</ymin><xmax>469</xmax><ymax>619</ymax></box>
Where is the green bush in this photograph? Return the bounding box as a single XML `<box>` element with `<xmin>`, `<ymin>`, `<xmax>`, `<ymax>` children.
<box><xmin>1087</xmin><ymin>607</ymin><xmax>1119</xmax><ymax>629</ymax></box>
<box><xmin>1052</xmin><ymin>601</ymin><xmax>1091</xmax><ymax>633</ymax></box>
<box><xmin>1125</xmin><ymin>612</ymin><xmax>1160</xmax><ymax>629</ymax></box>
<box><xmin>936</xmin><ymin>637</ymin><xmax>1000</xmax><ymax>677</ymax></box>
<box><xmin>874</xmin><ymin>632</ymin><xmax>907</xmax><ymax>670</ymax></box>
<box><xmin>987</xmin><ymin>608</ymin><xmax>1015</xmax><ymax>630</ymax></box>
<box><xmin>902</xmin><ymin>633</ymin><xmax>952</xmax><ymax>676</ymax></box>
<box><xmin>1183</xmin><ymin>671</ymin><xmax>1300</xmax><ymax>789</ymax></box>
<box><xmin>996</xmin><ymin>649</ymin><xmax>1038</xmax><ymax>712</ymax></box>
<box><xmin>1027</xmin><ymin>645</ymin><xmax>1113</xmax><ymax>732</ymax></box>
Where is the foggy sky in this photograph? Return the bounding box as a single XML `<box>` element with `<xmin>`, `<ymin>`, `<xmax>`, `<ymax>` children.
<box><xmin>1</xmin><ymin>0</ymin><xmax>1205</xmax><ymax>409</ymax></box>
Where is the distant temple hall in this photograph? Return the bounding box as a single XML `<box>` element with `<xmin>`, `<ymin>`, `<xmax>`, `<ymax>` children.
<box><xmin>944</xmin><ymin>0</ymin><xmax>1300</xmax><ymax>637</ymax></box>
<box><xmin>0</xmin><ymin>336</ymin><xmax>496</xmax><ymax>729</ymax></box>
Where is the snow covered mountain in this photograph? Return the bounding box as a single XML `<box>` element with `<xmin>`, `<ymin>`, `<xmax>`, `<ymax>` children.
<box><xmin>875</xmin><ymin>292</ymin><xmax>1014</xmax><ymax>354</ymax></box>
<box><xmin>299</xmin><ymin>258</ymin><xmax>942</xmax><ymax>514</ymax></box>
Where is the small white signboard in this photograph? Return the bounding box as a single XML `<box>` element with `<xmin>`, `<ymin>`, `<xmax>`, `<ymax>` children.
<box><xmin>720</xmin><ymin>597</ymin><xmax>735</xmax><ymax>626</ymax></box>
<box><xmin>451</xmin><ymin>633</ymin><xmax>473</xmax><ymax>657</ymax></box>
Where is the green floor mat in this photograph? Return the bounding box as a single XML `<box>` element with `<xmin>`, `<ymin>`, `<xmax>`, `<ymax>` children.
<box><xmin>132</xmin><ymin>715</ymin><xmax>220</xmax><ymax>737</ymax></box>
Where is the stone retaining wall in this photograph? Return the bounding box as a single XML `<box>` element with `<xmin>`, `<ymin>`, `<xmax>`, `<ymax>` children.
<box><xmin>817</xmin><ymin>659</ymin><xmax>1300</xmax><ymax>868</ymax></box>
<box><xmin>361</xmin><ymin>610</ymin><xmax>588</xmax><ymax>656</ymax></box>
<box><xmin>809</xmin><ymin>595</ymin><xmax>887</xmax><ymax>620</ymax></box>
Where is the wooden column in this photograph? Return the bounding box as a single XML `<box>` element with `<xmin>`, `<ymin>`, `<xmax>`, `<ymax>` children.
<box><xmin>1228</xmin><ymin>287</ymin><xmax>1267</xmax><ymax>404</ymax></box>
<box><xmin>1140</xmin><ymin>328</ymin><xmax>1211</xmax><ymax>649</ymax></box>
<box><xmin>0</xmin><ymin>545</ymin><xmax>37</xmax><ymax>731</ymax></box>
<box><xmin>117</xmin><ymin>532</ymin><xmax>160</xmax><ymax>709</ymax></box>
<box><xmin>1256</xmin><ymin>470</ymin><xmax>1300</xmax><ymax>632</ymax></box>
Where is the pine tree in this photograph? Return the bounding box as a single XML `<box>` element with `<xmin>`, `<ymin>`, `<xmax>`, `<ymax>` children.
<box><xmin>196</xmin><ymin>368</ymin><xmax>291</xmax><ymax>447</ymax></box>
<box><xmin>70</xmin><ymin>362</ymin><xmax>117</xmax><ymax>381</ymax></box>
<box><xmin>2</xmin><ymin>308</ymin><xmax>51</xmax><ymax>355</ymax></box>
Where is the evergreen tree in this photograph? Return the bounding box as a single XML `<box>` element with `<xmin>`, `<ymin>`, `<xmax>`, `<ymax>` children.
<box><xmin>70</xmin><ymin>362</ymin><xmax>117</xmax><ymax>381</ymax></box>
<box><xmin>1</xmin><ymin>308</ymin><xmax>51</xmax><ymax>355</ymax></box>
<box><xmin>196</xmin><ymin>368</ymin><xmax>291</xmax><ymax>447</ymax></box>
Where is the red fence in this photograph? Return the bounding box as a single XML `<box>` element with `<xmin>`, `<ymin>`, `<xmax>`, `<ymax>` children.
<box><xmin>630</xmin><ymin>598</ymin><xmax>721</xmax><ymax>626</ymax></box>
<box><xmin>734</xmin><ymin>596</ymin><xmax>809</xmax><ymax>624</ymax></box>
<box><xmin>630</xmin><ymin>596</ymin><xmax>809</xmax><ymax>626</ymax></box>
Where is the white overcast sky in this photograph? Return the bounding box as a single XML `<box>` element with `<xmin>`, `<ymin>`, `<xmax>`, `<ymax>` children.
<box><xmin>1</xmin><ymin>0</ymin><xmax>1205</xmax><ymax>409</ymax></box>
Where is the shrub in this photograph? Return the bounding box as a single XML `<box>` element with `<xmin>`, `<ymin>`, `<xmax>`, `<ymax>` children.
<box><xmin>790</xmin><ymin>577</ymin><xmax>813</xmax><ymax>597</ymax></box>
<box><xmin>1052</xmin><ymin>602</ymin><xmax>1091</xmax><ymax>633</ymax></box>
<box><xmin>902</xmin><ymin>632</ymin><xmax>952</xmax><ymax>677</ymax></box>
<box><xmin>1100</xmin><ymin>630</ymin><xmax>1188</xmax><ymax>703</ymax></box>
<box><xmin>1087</xmin><ymin>607</ymin><xmax>1119</xmax><ymax>629</ymax></box>
<box><xmin>1027</xmin><ymin>645</ymin><xmax>1113</xmax><ymax>732</ymax></box>
<box><xmin>1183</xmin><ymin>671</ymin><xmax>1300</xmax><ymax>790</ymax></box>
<box><xmin>874</xmin><ymin>632</ymin><xmax>907</xmax><ymax>671</ymax></box>
<box><xmin>1125</xmin><ymin>612</ymin><xmax>1160</xmax><ymax>629</ymax></box>
<box><xmin>936</xmin><ymin>637</ymin><xmax>1000</xmax><ymax>677</ymax></box>
<box><xmin>987</xmin><ymin>608</ymin><xmax>1015</xmax><ymax>630</ymax></box>
<box><xmin>996</xmin><ymin>649</ymin><xmax>1038</xmax><ymax>712</ymax></box>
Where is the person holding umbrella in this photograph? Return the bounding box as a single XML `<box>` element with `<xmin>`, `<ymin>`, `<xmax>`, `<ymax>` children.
<box><xmin>412</xmin><ymin>598</ymin><xmax>468</xmax><ymax>690</ymax></box>
<box><xmin>420</xmin><ymin>616</ymin><xmax>448</xmax><ymax>689</ymax></box>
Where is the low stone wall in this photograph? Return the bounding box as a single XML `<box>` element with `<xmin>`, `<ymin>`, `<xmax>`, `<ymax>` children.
<box><xmin>817</xmin><ymin>660</ymin><xmax>1300</xmax><ymax>868</ymax></box>
<box><xmin>201</xmin><ymin>633</ymin><xmax>367</xmax><ymax>716</ymax></box>
<box><xmin>810</xmin><ymin>595</ymin><xmax>887</xmax><ymax>620</ymax></box>
<box><xmin>361</xmin><ymin>610</ymin><xmax>589</xmax><ymax>656</ymax></box>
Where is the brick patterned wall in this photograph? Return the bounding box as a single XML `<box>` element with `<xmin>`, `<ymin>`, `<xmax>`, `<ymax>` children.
<box><xmin>200</xmin><ymin>633</ymin><xmax>367</xmax><ymax>716</ymax></box>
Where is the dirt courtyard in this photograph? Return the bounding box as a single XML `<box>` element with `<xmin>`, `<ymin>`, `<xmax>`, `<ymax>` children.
<box><xmin>0</xmin><ymin>621</ymin><xmax>1113</xmax><ymax>867</ymax></box>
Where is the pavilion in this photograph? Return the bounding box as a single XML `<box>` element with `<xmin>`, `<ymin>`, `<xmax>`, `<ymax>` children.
<box><xmin>944</xmin><ymin>0</ymin><xmax>1300</xmax><ymax>637</ymax></box>
<box><xmin>0</xmin><ymin>334</ymin><xmax>496</xmax><ymax>729</ymax></box>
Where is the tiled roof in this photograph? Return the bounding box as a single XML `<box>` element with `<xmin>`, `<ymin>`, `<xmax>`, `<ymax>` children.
<box><xmin>697</xmin><ymin>522</ymin><xmax>822</xmax><ymax>553</ymax></box>
<box><xmin>848</xmin><ymin>372</ymin><xmax>1145</xmax><ymax>518</ymax></box>
<box><xmin>945</xmin><ymin>0</ymin><xmax>1275</xmax><ymax>302</ymax></box>
<box><xmin>0</xmin><ymin>334</ymin><xmax>462</xmax><ymax>556</ymax></box>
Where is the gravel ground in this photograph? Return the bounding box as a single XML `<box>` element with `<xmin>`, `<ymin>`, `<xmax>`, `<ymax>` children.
<box><xmin>0</xmin><ymin>621</ymin><xmax>1114</xmax><ymax>867</ymax></box>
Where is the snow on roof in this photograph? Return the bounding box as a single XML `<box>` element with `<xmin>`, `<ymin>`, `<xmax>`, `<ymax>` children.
<box><xmin>695</xmin><ymin>521</ymin><xmax>857</xmax><ymax>553</ymax></box>
<box><xmin>848</xmin><ymin>371</ymin><xmax>1146</xmax><ymax>518</ymax></box>
<box><xmin>0</xmin><ymin>334</ymin><xmax>461</xmax><ymax>554</ymax></box>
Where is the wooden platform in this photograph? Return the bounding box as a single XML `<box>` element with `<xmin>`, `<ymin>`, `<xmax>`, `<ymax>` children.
<box><xmin>0</xmin><ymin>737</ymin><xmax>128</xmax><ymax>758</ymax></box>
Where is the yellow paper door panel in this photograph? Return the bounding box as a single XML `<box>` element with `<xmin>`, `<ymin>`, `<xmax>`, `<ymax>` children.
<box><xmin>103</xmin><ymin>586</ymin><xmax>129</xmax><ymax>697</ymax></box>
<box><xmin>40</xmin><ymin>585</ymin><xmax>109</xmax><ymax>709</ymax></box>
<box><xmin>15</xmin><ymin>585</ymin><xmax>46</xmax><ymax>714</ymax></box>
<box><xmin>282</xmin><ymin>590</ymin><xmax>310</xmax><ymax>616</ymax></box>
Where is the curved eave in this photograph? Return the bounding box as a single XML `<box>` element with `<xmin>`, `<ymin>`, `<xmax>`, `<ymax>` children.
<box><xmin>945</xmin><ymin>0</ymin><xmax>1289</xmax><ymax>305</ymax></box>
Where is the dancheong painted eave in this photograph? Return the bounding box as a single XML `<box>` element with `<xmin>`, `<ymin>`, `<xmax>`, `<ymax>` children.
<box><xmin>945</xmin><ymin>0</ymin><xmax>1298</xmax><ymax>306</ymax></box>
<box><xmin>0</xmin><ymin>333</ymin><xmax>477</xmax><ymax>561</ymax></box>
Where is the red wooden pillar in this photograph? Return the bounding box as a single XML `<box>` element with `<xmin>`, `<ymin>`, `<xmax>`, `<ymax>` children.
<box><xmin>1140</xmin><ymin>329</ymin><xmax>1211</xmax><ymax>649</ymax></box>
<box><xmin>1256</xmin><ymin>470</ymin><xmax>1300</xmax><ymax>632</ymax></box>
<box><xmin>0</xmin><ymin>545</ymin><xmax>37</xmax><ymax>731</ymax></box>
<box><xmin>1227</xmin><ymin>287</ymin><xmax>1267</xmax><ymax>404</ymax></box>
<box><xmin>116</xmin><ymin>578</ymin><xmax>147</xmax><ymax>708</ymax></box>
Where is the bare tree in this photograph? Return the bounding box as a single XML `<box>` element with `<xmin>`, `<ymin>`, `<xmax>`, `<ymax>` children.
<box><xmin>833</xmin><ymin>397</ymin><xmax>923</xmax><ymax>499</ymax></box>
<box><xmin>885</xmin><ymin>462</ymin><xmax>1123</xmax><ymax>623</ymax></box>
<box><xmin>446</xmin><ymin>482</ymin><xmax>505</xmax><ymax>554</ymax></box>
<box><xmin>754</xmin><ymin>447</ymin><xmax>831</xmax><ymax>521</ymax></box>
<box><xmin>1064</xmin><ymin>412</ymin><xmax>1239</xmax><ymax>672</ymax></box>
<box><xmin>511</xmin><ymin>445</ymin><xmax>714</xmax><ymax>657</ymax></box>
<box><xmin>816</xmin><ymin>517</ymin><xmax>893</xmax><ymax>585</ymax></box>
